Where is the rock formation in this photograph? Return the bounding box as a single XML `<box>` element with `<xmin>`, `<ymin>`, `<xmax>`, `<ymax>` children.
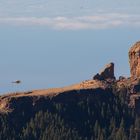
<box><xmin>93</xmin><ymin>62</ymin><xmax>115</xmax><ymax>80</ymax></box>
<box><xmin>129</xmin><ymin>41</ymin><xmax>140</xmax><ymax>79</ymax></box>
<box><xmin>1</xmin><ymin>41</ymin><xmax>140</xmax><ymax>114</ymax></box>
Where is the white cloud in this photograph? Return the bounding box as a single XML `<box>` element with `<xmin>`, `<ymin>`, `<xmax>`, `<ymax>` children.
<box><xmin>0</xmin><ymin>13</ymin><xmax>140</xmax><ymax>30</ymax></box>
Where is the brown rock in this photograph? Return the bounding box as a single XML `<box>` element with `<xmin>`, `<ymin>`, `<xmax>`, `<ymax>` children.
<box><xmin>93</xmin><ymin>73</ymin><xmax>102</xmax><ymax>80</ymax></box>
<box><xmin>93</xmin><ymin>62</ymin><xmax>115</xmax><ymax>80</ymax></box>
<box><xmin>131</xmin><ymin>84</ymin><xmax>140</xmax><ymax>94</ymax></box>
<box><xmin>129</xmin><ymin>41</ymin><xmax>140</xmax><ymax>79</ymax></box>
<box><xmin>119</xmin><ymin>76</ymin><xmax>126</xmax><ymax>81</ymax></box>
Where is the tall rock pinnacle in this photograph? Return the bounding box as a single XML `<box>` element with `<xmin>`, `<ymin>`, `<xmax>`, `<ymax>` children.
<box><xmin>129</xmin><ymin>41</ymin><xmax>140</xmax><ymax>79</ymax></box>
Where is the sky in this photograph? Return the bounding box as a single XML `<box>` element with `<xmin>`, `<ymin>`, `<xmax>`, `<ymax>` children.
<box><xmin>0</xmin><ymin>0</ymin><xmax>140</xmax><ymax>94</ymax></box>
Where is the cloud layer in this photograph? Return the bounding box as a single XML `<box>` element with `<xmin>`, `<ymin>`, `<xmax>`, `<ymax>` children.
<box><xmin>0</xmin><ymin>13</ymin><xmax>140</xmax><ymax>30</ymax></box>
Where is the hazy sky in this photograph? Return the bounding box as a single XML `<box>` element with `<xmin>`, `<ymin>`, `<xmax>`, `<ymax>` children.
<box><xmin>0</xmin><ymin>0</ymin><xmax>140</xmax><ymax>93</ymax></box>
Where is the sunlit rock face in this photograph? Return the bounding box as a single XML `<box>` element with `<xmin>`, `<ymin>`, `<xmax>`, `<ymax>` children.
<box><xmin>93</xmin><ymin>62</ymin><xmax>115</xmax><ymax>80</ymax></box>
<box><xmin>129</xmin><ymin>41</ymin><xmax>140</xmax><ymax>79</ymax></box>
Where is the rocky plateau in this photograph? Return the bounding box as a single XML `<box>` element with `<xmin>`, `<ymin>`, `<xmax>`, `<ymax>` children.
<box><xmin>1</xmin><ymin>41</ymin><xmax>140</xmax><ymax>115</ymax></box>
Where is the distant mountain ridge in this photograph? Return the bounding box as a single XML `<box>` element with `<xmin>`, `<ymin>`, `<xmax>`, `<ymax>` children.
<box><xmin>1</xmin><ymin>41</ymin><xmax>140</xmax><ymax>139</ymax></box>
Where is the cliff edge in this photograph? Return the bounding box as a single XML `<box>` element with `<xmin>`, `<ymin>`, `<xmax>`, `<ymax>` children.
<box><xmin>1</xmin><ymin>41</ymin><xmax>140</xmax><ymax>115</ymax></box>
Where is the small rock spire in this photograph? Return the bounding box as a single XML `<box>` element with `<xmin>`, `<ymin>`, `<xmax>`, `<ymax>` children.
<box><xmin>93</xmin><ymin>62</ymin><xmax>115</xmax><ymax>80</ymax></box>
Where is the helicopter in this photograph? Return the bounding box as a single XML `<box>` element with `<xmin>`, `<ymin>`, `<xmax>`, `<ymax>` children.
<box><xmin>12</xmin><ymin>80</ymin><xmax>21</xmax><ymax>84</ymax></box>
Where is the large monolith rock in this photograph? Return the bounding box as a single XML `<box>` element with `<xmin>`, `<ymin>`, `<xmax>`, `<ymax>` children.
<box><xmin>129</xmin><ymin>41</ymin><xmax>140</xmax><ymax>79</ymax></box>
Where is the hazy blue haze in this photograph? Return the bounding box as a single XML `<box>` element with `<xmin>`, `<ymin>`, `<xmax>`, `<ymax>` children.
<box><xmin>0</xmin><ymin>0</ymin><xmax>140</xmax><ymax>93</ymax></box>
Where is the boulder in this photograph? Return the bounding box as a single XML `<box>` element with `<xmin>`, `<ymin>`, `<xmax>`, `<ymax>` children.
<box><xmin>130</xmin><ymin>80</ymin><xmax>140</xmax><ymax>93</ymax></box>
<box><xmin>129</xmin><ymin>41</ymin><xmax>140</xmax><ymax>79</ymax></box>
<box><xmin>93</xmin><ymin>63</ymin><xmax>115</xmax><ymax>80</ymax></box>
<box><xmin>119</xmin><ymin>76</ymin><xmax>126</xmax><ymax>81</ymax></box>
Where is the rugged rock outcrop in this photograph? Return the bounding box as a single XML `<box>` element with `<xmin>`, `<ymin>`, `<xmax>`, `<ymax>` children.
<box><xmin>1</xmin><ymin>41</ymin><xmax>140</xmax><ymax>115</ymax></box>
<box><xmin>0</xmin><ymin>79</ymin><xmax>111</xmax><ymax>113</ymax></box>
<box><xmin>129</xmin><ymin>41</ymin><xmax>140</xmax><ymax>79</ymax></box>
<box><xmin>0</xmin><ymin>88</ymin><xmax>111</xmax><ymax>115</ymax></box>
<box><xmin>93</xmin><ymin>62</ymin><xmax>115</xmax><ymax>80</ymax></box>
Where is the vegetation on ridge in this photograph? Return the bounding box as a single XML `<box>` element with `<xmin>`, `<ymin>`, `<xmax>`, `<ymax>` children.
<box><xmin>0</xmin><ymin>85</ymin><xmax>140</xmax><ymax>140</ymax></box>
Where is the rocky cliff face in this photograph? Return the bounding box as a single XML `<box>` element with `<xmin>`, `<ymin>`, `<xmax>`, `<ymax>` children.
<box><xmin>129</xmin><ymin>41</ymin><xmax>140</xmax><ymax>79</ymax></box>
<box><xmin>1</xmin><ymin>41</ymin><xmax>140</xmax><ymax>115</ymax></box>
<box><xmin>0</xmin><ymin>79</ymin><xmax>111</xmax><ymax>114</ymax></box>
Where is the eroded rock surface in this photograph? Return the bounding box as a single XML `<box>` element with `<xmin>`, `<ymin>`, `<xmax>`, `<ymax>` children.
<box><xmin>0</xmin><ymin>79</ymin><xmax>111</xmax><ymax>113</ymax></box>
<box><xmin>1</xmin><ymin>41</ymin><xmax>140</xmax><ymax>115</ymax></box>
<box><xmin>129</xmin><ymin>41</ymin><xmax>140</xmax><ymax>79</ymax></box>
<box><xmin>93</xmin><ymin>62</ymin><xmax>115</xmax><ymax>80</ymax></box>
